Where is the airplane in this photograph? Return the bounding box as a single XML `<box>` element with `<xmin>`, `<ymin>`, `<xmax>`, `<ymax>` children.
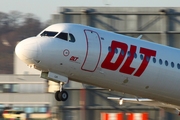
<box><xmin>15</xmin><ymin>23</ymin><xmax>180</xmax><ymax>115</ymax></box>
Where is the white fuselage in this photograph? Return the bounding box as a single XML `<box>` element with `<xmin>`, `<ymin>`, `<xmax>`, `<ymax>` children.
<box><xmin>15</xmin><ymin>23</ymin><xmax>180</xmax><ymax>107</ymax></box>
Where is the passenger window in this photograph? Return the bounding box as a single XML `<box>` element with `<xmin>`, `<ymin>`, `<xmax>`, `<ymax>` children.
<box><xmin>146</xmin><ymin>56</ymin><xmax>150</xmax><ymax>62</ymax></box>
<box><xmin>171</xmin><ymin>62</ymin><xmax>174</xmax><ymax>68</ymax></box>
<box><xmin>134</xmin><ymin>53</ymin><xmax>137</xmax><ymax>58</ymax></box>
<box><xmin>127</xmin><ymin>51</ymin><xmax>131</xmax><ymax>57</ymax></box>
<box><xmin>140</xmin><ymin>54</ymin><xmax>143</xmax><ymax>60</ymax></box>
<box><xmin>165</xmin><ymin>60</ymin><xmax>168</xmax><ymax>66</ymax></box>
<box><xmin>56</xmin><ymin>32</ymin><xmax>68</xmax><ymax>41</ymax></box>
<box><xmin>115</xmin><ymin>48</ymin><xmax>118</xmax><ymax>54</ymax></box>
<box><xmin>177</xmin><ymin>63</ymin><xmax>180</xmax><ymax>69</ymax></box>
<box><xmin>159</xmin><ymin>59</ymin><xmax>163</xmax><ymax>65</ymax></box>
<box><xmin>121</xmin><ymin>50</ymin><xmax>124</xmax><ymax>55</ymax></box>
<box><xmin>108</xmin><ymin>46</ymin><xmax>111</xmax><ymax>52</ymax></box>
<box><xmin>153</xmin><ymin>57</ymin><xmax>156</xmax><ymax>63</ymax></box>
<box><xmin>41</xmin><ymin>31</ymin><xmax>58</xmax><ymax>37</ymax></box>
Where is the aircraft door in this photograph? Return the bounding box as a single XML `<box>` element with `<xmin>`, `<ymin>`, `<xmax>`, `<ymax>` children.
<box><xmin>81</xmin><ymin>30</ymin><xmax>101</xmax><ymax>72</ymax></box>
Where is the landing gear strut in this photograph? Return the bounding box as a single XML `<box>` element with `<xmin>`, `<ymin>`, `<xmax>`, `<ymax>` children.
<box><xmin>55</xmin><ymin>82</ymin><xmax>68</xmax><ymax>101</ymax></box>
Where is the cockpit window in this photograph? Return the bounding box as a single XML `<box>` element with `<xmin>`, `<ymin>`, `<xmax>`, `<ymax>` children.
<box><xmin>40</xmin><ymin>31</ymin><xmax>58</xmax><ymax>37</ymax></box>
<box><xmin>69</xmin><ymin>33</ymin><xmax>75</xmax><ymax>42</ymax></box>
<box><xmin>56</xmin><ymin>32</ymin><xmax>68</xmax><ymax>41</ymax></box>
<box><xmin>56</xmin><ymin>32</ymin><xmax>76</xmax><ymax>42</ymax></box>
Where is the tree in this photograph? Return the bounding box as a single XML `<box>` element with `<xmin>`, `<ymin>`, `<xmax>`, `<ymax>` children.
<box><xmin>0</xmin><ymin>12</ymin><xmax>12</xmax><ymax>35</ymax></box>
<box><xmin>0</xmin><ymin>11</ymin><xmax>45</xmax><ymax>74</ymax></box>
<box><xmin>8</xmin><ymin>11</ymin><xmax>23</xmax><ymax>28</ymax></box>
<box><xmin>19</xmin><ymin>13</ymin><xmax>42</xmax><ymax>38</ymax></box>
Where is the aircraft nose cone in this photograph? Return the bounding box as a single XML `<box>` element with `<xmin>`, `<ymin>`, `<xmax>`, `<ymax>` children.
<box><xmin>15</xmin><ymin>37</ymin><xmax>39</xmax><ymax>64</ymax></box>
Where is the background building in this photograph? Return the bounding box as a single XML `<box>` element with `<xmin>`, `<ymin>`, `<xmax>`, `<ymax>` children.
<box><xmin>52</xmin><ymin>7</ymin><xmax>180</xmax><ymax>47</ymax></box>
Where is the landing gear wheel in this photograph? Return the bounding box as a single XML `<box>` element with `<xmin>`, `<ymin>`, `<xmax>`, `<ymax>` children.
<box><xmin>54</xmin><ymin>82</ymin><xmax>69</xmax><ymax>101</ymax></box>
<box><xmin>55</xmin><ymin>91</ymin><xmax>61</xmax><ymax>101</ymax></box>
<box><xmin>59</xmin><ymin>91</ymin><xmax>68</xmax><ymax>101</ymax></box>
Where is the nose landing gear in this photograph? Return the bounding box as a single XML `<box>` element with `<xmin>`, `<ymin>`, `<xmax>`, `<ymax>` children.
<box><xmin>55</xmin><ymin>82</ymin><xmax>68</xmax><ymax>101</ymax></box>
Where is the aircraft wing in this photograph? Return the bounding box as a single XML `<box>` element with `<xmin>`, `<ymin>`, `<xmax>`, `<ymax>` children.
<box><xmin>107</xmin><ymin>97</ymin><xmax>180</xmax><ymax>115</ymax></box>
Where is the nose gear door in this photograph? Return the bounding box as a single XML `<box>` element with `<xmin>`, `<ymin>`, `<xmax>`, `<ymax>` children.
<box><xmin>81</xmin><ymin>30</ymin><xmax>101</xmax><ymax>72</ymax></box>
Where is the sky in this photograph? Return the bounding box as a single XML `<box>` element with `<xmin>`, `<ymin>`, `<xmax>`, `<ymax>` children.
<box><xmin>0</xmin><ymin>0</ymin><xmax>180</xmax><ymax>22</ymax></box>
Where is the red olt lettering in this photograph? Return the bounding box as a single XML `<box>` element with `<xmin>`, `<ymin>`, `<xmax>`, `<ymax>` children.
<box><xmin>101</xmin><ymin>40</ymin><xmax>156</xmax><ymax>77</ymax></box>
<box><xmin>70</xmin><ymin>56</ymin><xmax>79</xmax><ymax>61</ymax></box>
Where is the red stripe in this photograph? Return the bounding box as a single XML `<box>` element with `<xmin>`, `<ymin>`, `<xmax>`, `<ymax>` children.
<box><xmin>142</xmin><ymin>113</ymin><xmax>148</xmax><ymax>120</ymax></box>
<box><xmin>127</xmin><ymin>113</ymin><xmax>133</xmax><ymax>120</ymax></box>
<box><xmin>105</xmin><ymin>113</ymin><xmax>109</xmax><ymax>120</ymax></box>
<box><xmin>117</xmin><ymin>113</ymin><xmax>123</xmax><ymax>120</ymax></box>
<box><xmin>101</xmin><ymin>113</ymin><xmax>108</xmax><ymax>120</ymax></box>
